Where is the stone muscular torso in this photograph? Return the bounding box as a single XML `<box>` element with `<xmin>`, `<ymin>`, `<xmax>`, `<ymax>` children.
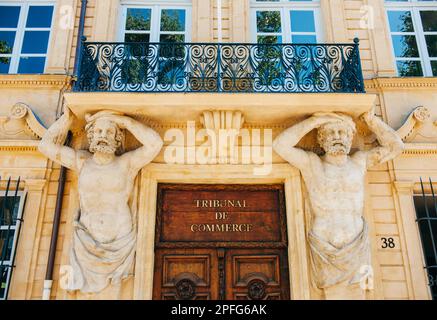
<box><xmin>303</xmin><ymin>153</ymin><xmax>367</xmax><ymax>248</ymax></box>
<box><xmin>77</xmin><ymin>156</ymin><xmax>135</xmax><ymax>243</ymax></box>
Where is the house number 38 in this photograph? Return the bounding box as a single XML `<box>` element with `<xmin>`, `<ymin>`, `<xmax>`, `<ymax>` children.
<box><xmin>381</xmin><ymin>237</ymin><xmax>396</xmax><ymax>249</ymax></box>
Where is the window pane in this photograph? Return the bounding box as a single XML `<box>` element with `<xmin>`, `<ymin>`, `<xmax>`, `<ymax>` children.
<box><xmin>0</xmin><ymin>57</ymin><xmax>11</xmax><ymax>74</ymax></box>
<box><xmin>125</xmin><ymin>33</ymin><xmax>150</xmax><ymax>43</ymax></box>
<box><xmin>21</xmin><ymin>31</ymin><xmax>50</xmax><ymax>54</ymax></box>
<box><xmin>26</xmin><ymin>6</ymin><xmax>54</xmax><ymax>28</ymax></box>
<box><xmin>420</xmin><ymin>11</ymin><xmax>437</xmax><ymax>32</ymax></box>
<box><xmin>387</xmin><ymin>11</ymin><xmax>414</xmax><ymax>32</ymax></box>
<box><xmin>159</xmin><ymin>34</ymin><xmax>185</xmax><ymax>43</ymax></box>
<box><xmin>257</xmin><ymin>11</ymin><xmax>281</xmax><ymax>33</ymax></box>
<box><xmin>0</xmin><ymin>32</ymin><xmax>16</xmax><ymax>54</ymax></box>
<box><xmin>432</xmin><ymin>61</ymin><xmax>437</xmax><ymax>76</ymax></box>
<box><xmin>0</xmin><ymin>230</ymin><xmax>15</xmax><ymax>261</ymax></box>
<box><xmin>18</xmin><ymin>57</ymin><xmax>46</xmax><ymax>73</ymax></box>
<box><xmin>396</xmin><ymin>60</ymin><xmax>423</xmax><ymax>76</ymax></box>
<box><xmin>392</xmin><ymin>35</ymin><xmax>419</xmax><ymax>57</ymax></box>
<box><xmin>425</xmin><ymin>35</ymin><xmax>437</xmax><ymax>57</ymax></box>
<box><xmin>126</xmin><ymin>8</ymin><xmax>151</xmax><ymax>31</ymax></box>
<box><xmin>0</xmin><ymin>197</ymin><xmax>20</xmax><ymax>225</ymax></box>
<box><xmin>159</xmin><ymin>43</ymin><xmax>186</xmax><ymax>59</ymax></box>
<box><xmin>292</xmin><ymin>35</ymin><xmax>317</xmax><ymax>43</ymax></box>
<box><xmin>160</xmin><ymin>9</ymin><xmax>186</xmax><ymax>32</ymax></box>
<box><xmin>0</xmin><ymin>6</ymin><xmax>20</xmax><ymax>28</ymax></box>
<box><xmin>1</xmin><ymin>267</ymin><xmax>11</xmax><ymax>299</ymax></box>
<box><xmin>290</xmin><ymin>11</ymin><xmax>315</xmax><ymax>32</ymax></box>
<box><xmin>157</xmin><ymin>59</ymin><xmax>185</xmax><ymax>85</ymax></box>
<box><xmin>257</xmin><ymin>35</ymin><xmax>282</xmax><ymax>44</ymax></box>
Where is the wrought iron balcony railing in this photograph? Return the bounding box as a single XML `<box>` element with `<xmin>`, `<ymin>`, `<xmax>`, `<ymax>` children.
<box><xmin>74</xmin><ymin>39</ymin><xmax>365</xmax><ymax>93</ymax></box>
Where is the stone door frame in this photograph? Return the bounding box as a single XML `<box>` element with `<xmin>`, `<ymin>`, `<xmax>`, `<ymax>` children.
<box><xmin>134</xmin><ymin>163</ymin><xmax>310</xmax><ymax>300</ymax></box>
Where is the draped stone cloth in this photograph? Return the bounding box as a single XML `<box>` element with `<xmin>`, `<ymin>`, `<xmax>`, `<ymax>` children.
<box><xmin>65</xmin><ymin>176</ymin><xmax>139</xmax><ymax>295</ymax></box>
<box><xmin>308</xmin><ymin>220</ymin><xmax>370</xmax><ymax>289</ymax></box>
<box><xmin>67</xmin><ymin>219</ymin><xmax>137</xmax><ymax>293</ymax></box>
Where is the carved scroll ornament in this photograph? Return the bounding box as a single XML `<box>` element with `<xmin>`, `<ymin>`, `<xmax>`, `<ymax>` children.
<box><xmin>0</xmin><ymin>103</ymin><xmax>47</xmax><ymax>140</ymax></box>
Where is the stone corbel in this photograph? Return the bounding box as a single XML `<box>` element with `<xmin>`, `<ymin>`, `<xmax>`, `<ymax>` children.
<box><xmin>200</xmin><ymin>110</ymin><xmax>245</xmax><ymax>164</ymax></box>
<box><xmin>200</xmin><ymin>110</ymin><xmax>245</xmax><ymax>131</ymax></box>
<box><xmin>0</xmin><ymin>103</ymin><xmax>47</xmax><ymax>140</ymax></box>
<box><xmin>396</xmin><ymin>106</ymin><xmax>437</xmax><ymax>143</ymax></box>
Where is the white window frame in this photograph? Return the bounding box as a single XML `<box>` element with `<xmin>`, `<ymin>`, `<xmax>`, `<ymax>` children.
<box><xmin>385</xmin><ymin>0</ymin><xmax>437</xmax><ymax>76</ymax></box>
<box><xmin>0</xmin><ymin>0</ymin><xmax>55</xmax><ymax>74</ymax></box>
<box><xmin>0</xmin><ymin>190</ymin><xmax>26</xmax><ymax>300</ymax></box>
<box><xmin>250</xmin><ymin>0</ymin><xmax>323</xmax><ymax>43</ymax></box>
<box><xmin>118</xmin><ymin>0</ymin><xmax>192</xmax><ymax>42</ymax></box>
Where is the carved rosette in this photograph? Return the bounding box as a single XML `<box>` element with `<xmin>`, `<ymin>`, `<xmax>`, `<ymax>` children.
<box><xmin>247</xmin><ymin>279</ymin><xmax>267</xmax><ymax>300</ymax></box>
<box><xmin>175</xmin><ymin>279</ymin><xmax>196</xmax><ymax>300</ymax></box>
<box><xmin>10</xmin><ymin>103</ymin><xmax>28</xmax><ymax>119</ymax></box>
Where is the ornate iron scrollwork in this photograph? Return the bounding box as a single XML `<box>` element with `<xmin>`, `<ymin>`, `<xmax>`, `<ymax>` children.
<box><xmin>74</xmin><ymin>41</ymin><xmax>365</xmax><ymax>93</ymax></box>
<box><xmin>248</xmin><ymin>279</ymin><xmax>267</xmax><ymax>300</ymax></box>
<box><xmin>175</xmin><ymin>279</ymin><xmax>196</xmax><ymax>300</ymax></box>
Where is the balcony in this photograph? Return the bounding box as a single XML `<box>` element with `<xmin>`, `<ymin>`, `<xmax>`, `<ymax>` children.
<box><xmin>73</xmin><ymin>40</ymin><xmax>365</xmax><ymax>94</ymax></box>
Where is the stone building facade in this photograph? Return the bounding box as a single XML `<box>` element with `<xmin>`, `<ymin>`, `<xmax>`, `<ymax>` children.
<box><xmin>0</xmin><ymin>0</ymin><xmax>436</xmax><ymax>300</ymax></box>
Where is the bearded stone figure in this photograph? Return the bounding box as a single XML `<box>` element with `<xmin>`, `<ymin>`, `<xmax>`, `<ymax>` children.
<box><xmin>273</xmin><ymin>110</ymin><xmax>404</xmax><ymax>299</ymax></box>
<box><xmin>39</xmin><ymin>109</ymin><xmax>163</xmax><ymax>297</ymax></box>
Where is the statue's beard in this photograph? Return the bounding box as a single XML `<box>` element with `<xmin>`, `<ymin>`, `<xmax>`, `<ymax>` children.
<box><xmin>89</xmin><ymin>139</ymin><xmax>117</xmax><ymax>154</ymax></box>
<box><xmin>323</xmin><ymin>141</ymin><xmax>351</xmax><ymax>155</ymax></box>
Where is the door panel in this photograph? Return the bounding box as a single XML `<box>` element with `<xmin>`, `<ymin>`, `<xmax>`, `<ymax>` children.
<box><xmin>225</xmin><ymin>249</ymin><xmax>290</xmax><ymax>300</ymax></box>
<box><xmin>153</xmin><ymin>249</ymin><xmax>219</xmax><ymax>300</ymax></box>
<box><xmin>153</xmin><ymin>248</ymin><xmax>290</xmax><ymax>300</ymax></box>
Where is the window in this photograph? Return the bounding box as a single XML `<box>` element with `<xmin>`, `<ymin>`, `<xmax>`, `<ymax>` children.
<box><xmin>0</xmin><ymin>2</ymin><xmax>54</xmax><ymax>74</ymax></box>
<box><xmin>250</xmin><ymin>0</ymin><xmax>322</xmax><ymax>44</ymax></box>
<box><xmin>119</xmin><ymin>2</ymin><xmax>191</xmax><ymax>43</ymax></box>
<box><xmin>119</xmin><ymin>1</ymin><xmax>191</xmax><ymax>86</ymax></box>
<box><xmin>0</xmin><ymin>187</ymin><xmax>26</xmax><ymax>300</ymax></box>
<box><xmin>386</xmin><ymin>0</ymin><xmax>437</xmax><ymax>76</ymax></box>
<box><xmin>413</xmin><ymin>179</ymin><xmax>437</xmax><ymax>300</ymax></box>
<box><xmin>249</xmin><ymin>1</ymin><xmax>323</xmax><ymax>89</ymax></box>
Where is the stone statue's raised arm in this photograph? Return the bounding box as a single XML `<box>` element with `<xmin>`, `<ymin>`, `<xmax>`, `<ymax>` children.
<box><xmin>38</xmin><ymin>108</ymin><xmax>79</xmax><ymax>171</ymax></box>
<box><xmin>273</xmin><ymin>113</ymin><xmax>348</xmax><ymax>173</ymax></box>
<box><xmin>96</xmin><ymin>114</ymin><xmax>163</xmax><ymax>174</ymax></box>
<box><xmin>358</xmin><ymin>109</ymin><xmax>405</xmax><ymax>168</ymax></box>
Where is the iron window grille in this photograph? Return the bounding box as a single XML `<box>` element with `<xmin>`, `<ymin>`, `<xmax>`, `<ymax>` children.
<box><xmin>413</xmin><ymin>178</ymin><xmax>437</xmax><ymax>300</ymax></box>
<box><xmin>0</xmin><ymin>177</ymin><xmax>26</xmax><ymax>300</ymax></box>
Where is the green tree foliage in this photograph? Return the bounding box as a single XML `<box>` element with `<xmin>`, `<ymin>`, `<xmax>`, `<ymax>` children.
<box><xmin>396</xmin><ymin>11</ymin><xmax>422</xmax><ymax>76</ymax></box>
<box><xmin>0</xmin><ymin>41</ymin><xmax>11</xmax><ymax>65</ymax></box>
<box><xmin>122</xmin><ymin>10</ymin><xmax>186</xmax><ymax>84</ymax></box>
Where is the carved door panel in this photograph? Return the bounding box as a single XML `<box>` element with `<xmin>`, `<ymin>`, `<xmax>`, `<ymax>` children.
<box><xmin>152</xmin><ymin>248</ymin><xmax>219</xmax><ymax>300</ymax></box>
<box><xmin>225</xmin><ymin>249</ymin><xmax>290</xmax><ymax>300</ymax></box>
<box><xmin>153</xmin><ymin>248</ymin><xmax>290</xmax><ymax>300</ymax></box>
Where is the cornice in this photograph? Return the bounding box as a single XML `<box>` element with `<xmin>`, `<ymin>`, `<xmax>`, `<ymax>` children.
<box><xmin>365</xmin><ymin>77</ymin><xmax>437</xmax><ymax>90</ymax></box>
<box><xmin>0</xmin><ymin>74</ymin><xmax>72</xmax><ymax>89</ymax></box>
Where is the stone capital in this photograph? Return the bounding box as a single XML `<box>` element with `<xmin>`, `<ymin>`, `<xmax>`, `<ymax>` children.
<box><xmin>24</xmin><ymin>179</ymin><xmax>47</xmax><ymax>191</ymax></box>
<box><xmin>393</xmin><ymin>180</ymin><xmax>415</xmax><ymax>195</ymax></box>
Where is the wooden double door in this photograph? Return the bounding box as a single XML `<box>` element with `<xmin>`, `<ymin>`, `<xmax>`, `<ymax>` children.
<box><xmin>153</xmin><ymin>247</ymin><xmax>290</xmax><ymax>300</ymax></box>
<box><xmin>152</xmin><ymin>184</ymin><xmax>291</xmax><ymax>300</ymax></box>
